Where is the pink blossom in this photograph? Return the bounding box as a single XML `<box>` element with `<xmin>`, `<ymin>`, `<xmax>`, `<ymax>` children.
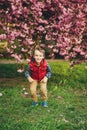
<box><xmin>26</xmin><ymin>58</ymin><xmax>30</xmax><ymax>62</ymax></box>
<box><xmin>6</xmin><ymin>48</ymin><xmax>14</xmax><ymax>53</ymax></box>
<box><xmin>48</xmin><ymin>45</ymin><xmax>53</xmax><ymax>49</ymax></box>
<box><xmin>21</xmin><ymin>23</ymin><xmax>28</xmax><ymax>30</ymax></box>
<box><xmin>46</xmin><ymin>0</ymin><xmax>51</xmax><ymax>4</ymax></box>
<box><xmin>21</xmin><ymin>48</ymin><xmax>27</xmax><ymax>52</ymax></box>
<box><xmin>37</xmin><ymin>26</ymin><xmax>44</xmax><ymax>32</ymax></box>
<box><xmin>0</xmin><ymin>93</ymin><xmax>3</xmax><ymax>97</ymax></box>
<box><xmin>39</xmin><ymin>19</ymin><xmax>48</xmax><ymax>24</ymax></box>
<box><xmin>17</xmin><ymin>69</ymin><xmax>24</xmax><ymax>73</ymax></box>
<box><xmin>85</xmin><ymin>55</ymin><xmax>87</xmax><ymax>59</ymax></box>
<box><xmin>40</xmin><ymin>44</ymin><xmax>45</xmax><ymax>48</ymax></box>
<box><xmin>23</xmin><ymin>7</ymin><xmax>29</xmax><ymax>14</ymax></box>
<box><xmin>25</xmin><ymin>38</ymin><xmax>35</xmax><ymax>45</ymax></box>
<box><xmin>64</xmin><ymin>56</ymin><xmax>70</xmax><ymax>60</ymax></box>
<box><xmin>57</xmin><ymin>44</ymin><xmax>63</xmax><ymax>48</ymax></box>
<box><xmin>45</xmin><ymin>35</ymin><xmax>51</xmax><ymax>41</ymax></box>
<box><xmin>52</xmin><ymin>32</ymin><xmax>58</xmax><ymax>36</ymax></box>
<box><xmin>37</xmin><ymin>2</ymin><xmax>45</xmax><ymax>9</ymax></box>
<box><xmin>73</xmin><ymin>47</ymin><xmax>81</xmax><ymax>53</ymax></box>
<box><xmin>80</xmin><ymin>51</ymin><xmax>85</xmax><ymax>55</ymax></box>
<box><xmin>53</xmin><ymin>48</ymin><xmax>58</xmax><ymax>53</ymax></box>
<box><xmin>11</xmin><ymin>54</ymin><xmax>22</xmax><ymax>62</ymax></box>
<box><xmin>0</xmin><ymin>54</ymin><xmax>3</xmax><ymax>57</ymax></box>
<box><xmin>30</xmin><ymin>29</ymin><xmax>34</xmax><ymax>34</ymax></box>
<box><xmin>38</xmin><ymin>12</ymin><xmax>42</xmax><ymax>17</ymax></box>
<box><xmin>11</xmin><ymin>45</ymin><xmax>16</xmax><ymax>49</ymax></box>
<box><xmin>0</xmin><ymin>34</ymin><xmax>6</xmax><ymax>40</ymax></box>
<box><xmin>60</xmin><ymin>51</ymin><xmax>67</xmax><ymax>56</ymax></box>
<box><xmin>0</xmin><ymin>0</ymin><xmax>87</xmax><ymax>66</ymax></box>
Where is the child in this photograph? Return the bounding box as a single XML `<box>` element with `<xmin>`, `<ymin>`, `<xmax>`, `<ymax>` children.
<box><xmin>25</xmin><ymin>47</ymin><xmax>52</xmax><ymax>107</ymax></box>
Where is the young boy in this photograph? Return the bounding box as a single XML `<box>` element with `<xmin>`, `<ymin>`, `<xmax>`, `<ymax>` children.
<box><xmin>25</xmin><ymin>47</ymin><xmax>52</xmax><ymax>107</ymax></box>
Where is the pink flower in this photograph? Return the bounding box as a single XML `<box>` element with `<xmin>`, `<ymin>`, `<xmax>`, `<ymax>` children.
<box><xmin>65</xmin><ymin>56</ymin><xmax>70</xmax><ymax>60</ymax></box>
<box><xmin>45</xmin><ymin>35</ymin><xmax>51</xmax><ymax>41</ymax></box>
<box><xmin>46</xmin><ymin>0</ymin><xmax>51</xmax><ymax>4</ymax></box>
<box><xmin>11</xmin><ymin>54</ymin><xmax>22</xmax><ymax>62</ymax></box>
<box><xmin>25</xmin><ymin>38</ymin><xmax>35</xmax><ymax>45</ymax></box>
<box><xmin>17</xmin><ymin>69</ymin><xmax>24</xmax><ymax>73</ymax></box>
<box><xmin>38</xmin><ymin>11</ymin><xmax>42</xmax><ymax>16</ymax></box>
<box><xmin>0</xmin><ymin>34</ymin><xmax>6</xmax><ymax>40</ymax></box>
<box><xmin>48</xmin><ymin>45</ymin><xmax>53</xmax><ymax>49</ymax></box>
<box><xmin>57</xmin><ymin>44</ymin><xmax>63</xmax><ymax>48</ymax></box>
<box><xmin>21</xmin><ymin>23</ymin><xmax>28</xmax><ymax>30</ymax></box>
<box><xmin>6</xmin><ymin>48</ymin><xmax>14</xmax><ymax>53</ymax></box>
<box><xmin>26</xmin><ymin>58</ymin><xmax>30</xmax><ymax>62</ymax></box>
<box><xmin>0</xmin><ymin>54</ymin><xmax>3</xmax><ymax>57</ymax></box>
<box><xmin>53</xmin><ymin>48</ymin><xmax>58</xmax><ymax>53</ymax></box>
<box><xmin>37</xmin><ymin>2</ymin><xmax>45</xmax><ymax>9</ymax></box>
<box><xmin>73</xmin><ymin>47</ymin><xmax>81</xmax><ymax>52</ymax></box>
<box><xmin>0</xmin><ymin>0</ymin><xmax>86</xmax><ymax>66</ymax></box>
<box><xmin>40</xmin><ymin>44</ymin><xmax>45</xmax><ymax>48</ymax></box>
<box><xmin>37</xmin><ymin>26</ymin><xmax>44</xmax><ymax>32</ymax></box>
<box><xmin>0</xmin><ymin>93</ymin><xmax>3</xmax><ymax>97</ymax></box>
<box><xmin>39</xmin><ymin>19</ymin><xmax>48</xmax><ymax>24</ymax></box>
<box><xmin>11</xmin><ymin>45</ymin><xmax>17</xmax><ymax>49</ymax></box>
<box><xmin>85</xmin><ymin>55</ymin><xmax>87</xmax><ymax>59</ymax></box>
<box><xmin>80</xmin><ymin>51</ymin><xmax>85</xmax><ymax>55</ymax></box>
<box><xmin>30</xmin><ymin>29</ymin><xmax>34</xmax><ymax>34</ymax></box>
<box><xmin>23</xmin><ymin>7</ymin><xmax>29</xmax><ymax>14</ymax></box>
<box><xmin>21</xmin><ymin>48</ymin><xmax>27</xmax><ymax>52</ymax></box>
<box><xmin>60</xmin><ymin>51</ymin><xmax>67</xmax><ymax>56</ymax></box>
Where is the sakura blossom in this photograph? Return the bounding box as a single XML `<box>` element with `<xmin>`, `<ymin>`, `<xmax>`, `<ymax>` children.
<box><xmin>0</xmin><ymin>0</ymin><xmax>87</xmax><ymax>67</ymax></box>
<box><xmin>0</xmin><ymin>93</ymin><xmax>3</xmax><ymax>96</ymax></box>
<box><xmin>17</xmin><ymin>69</ymin><xmax>24</xmax><ymax>73</ymax></box>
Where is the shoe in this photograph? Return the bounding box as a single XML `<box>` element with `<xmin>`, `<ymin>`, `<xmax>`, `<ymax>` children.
<box><xmin>42</xmin><ymin>101</ymin><xmax>48</xmax><ymax>107</ymax></box>
<box><xmin>31</xmin><ymin>102</ymin><xmax>38</xmax><ymax>106</ymax></box>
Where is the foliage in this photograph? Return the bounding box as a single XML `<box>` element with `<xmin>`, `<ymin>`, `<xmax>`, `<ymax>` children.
<box><xmin>0</xmin><ymin>0</ymin><xmax>87</xmax><ymax>66</ymax></box>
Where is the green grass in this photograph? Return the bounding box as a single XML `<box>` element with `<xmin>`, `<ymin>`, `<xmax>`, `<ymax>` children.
<box><xmin>0</xmin><ymin>61</ymin><xmax>87</xmax><ymax>130</ymax></box>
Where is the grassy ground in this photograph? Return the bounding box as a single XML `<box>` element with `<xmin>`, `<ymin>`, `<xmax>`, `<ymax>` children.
<box><xmin>0</xmin><ymin>61</ymin><xmax>87</xmax><ymax>130</ymax></box>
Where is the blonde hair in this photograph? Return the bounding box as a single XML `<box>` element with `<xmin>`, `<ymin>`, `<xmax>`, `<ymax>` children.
<box><xmin>33</xmin><ymin>46</ymin><xmax>45</xmax><ymax>57</ymax></box>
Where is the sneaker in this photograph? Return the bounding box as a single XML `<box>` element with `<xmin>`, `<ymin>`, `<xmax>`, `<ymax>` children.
<box><xmin>31</xmin><ymin>102</ymin><xmax>38</xmax><ymax>106</ymax></box>
<box><xmin>42</xmin><ymin>101</ymin><xmax>48</xmax><ymax>107</ymax></box>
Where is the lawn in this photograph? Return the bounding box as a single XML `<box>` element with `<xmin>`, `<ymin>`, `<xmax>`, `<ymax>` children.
<box><xmin>0</xmin><ymin>61</ymin><xmax>87</xmax><ymax>130</ymax></box>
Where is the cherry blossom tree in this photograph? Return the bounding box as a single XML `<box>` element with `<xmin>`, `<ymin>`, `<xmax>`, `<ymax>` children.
<box><xmin>0</xmin><ymin>0</ymin><xmax>87</xmax><ymax>67</ymax></box>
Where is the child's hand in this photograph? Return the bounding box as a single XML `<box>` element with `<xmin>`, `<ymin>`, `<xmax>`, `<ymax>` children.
<box><xmin>27</xmin><ymin>77</ymin><xmax>34</xmax><ymax>83</ymax></box>
<box><xmin>41</xmin><ymin>76</ymin><xmax>48</xmax><ymax>83</ymax></box>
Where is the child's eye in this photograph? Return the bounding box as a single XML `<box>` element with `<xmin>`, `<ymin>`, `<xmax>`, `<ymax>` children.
<box><xmin>40</xmin><ymin>55</ymin><xmax>43</xmax><ymax>57</ymax></box>
<box><xmin>35</xmin><ymin>55</ymin><xmax>38</xmax><ymax>56</ymax></box>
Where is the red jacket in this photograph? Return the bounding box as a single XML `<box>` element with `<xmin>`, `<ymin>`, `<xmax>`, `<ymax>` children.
<box><xmin>29</xmin><ymin>59</ymin><xmax>47</xmax><ymax>81</ymax></box>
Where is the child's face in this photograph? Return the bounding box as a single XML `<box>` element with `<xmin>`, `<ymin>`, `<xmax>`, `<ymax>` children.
<box><xmin>34</xmin><ymin>50</ymin><xmax>44</xmax><ymax>64</ymax></box>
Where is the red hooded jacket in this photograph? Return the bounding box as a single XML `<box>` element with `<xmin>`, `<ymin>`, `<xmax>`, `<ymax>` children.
<box><xmin>29</xmin><ymin>59</ymin><xmax>47</xmax><ymax>81</ymax></box>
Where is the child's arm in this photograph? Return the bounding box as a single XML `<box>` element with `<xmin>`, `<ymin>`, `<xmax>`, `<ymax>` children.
<box><xmin>46</xmin><ymin>64</ymin><xmax>52</xmax><ymax>79</ymax></box>
<box><xmin>41</xmin><ymin>64</ymin><xmax>52</xmax><ymax>83</ymax></box>
<box><xmin>25</xmin><ymin>65</ymin><xmax>31</xmax><ymax>78</ymax></box>
<box><xmin>25</xmin><ymin>65</ymin><xmax>34</xmax><ymax>82</ymax></box>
